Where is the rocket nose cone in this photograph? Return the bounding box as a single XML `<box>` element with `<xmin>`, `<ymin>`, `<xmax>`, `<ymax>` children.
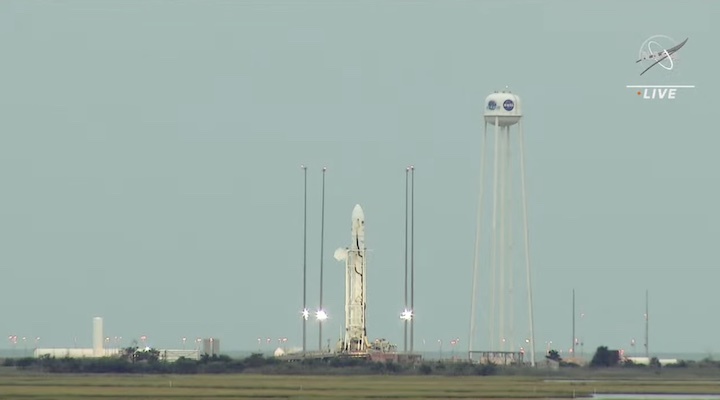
<box><xmin>352</xmin><ymin>204</ymin><xmax>364</xmax><ymax>221</ymax></box>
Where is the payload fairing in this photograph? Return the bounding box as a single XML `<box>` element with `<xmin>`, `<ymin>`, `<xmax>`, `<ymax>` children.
<box><xmin>334</xmin><ymin>204</ymin><xmax>369</xmax><ymax>352</ymax></box>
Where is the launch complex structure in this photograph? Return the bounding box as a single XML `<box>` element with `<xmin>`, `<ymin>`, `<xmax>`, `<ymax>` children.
<box><xmin>284</xmin><ymin>199</ymin><xmax>406</xmax><ymax>362</ymax></box>
<box><xmin>334</xmin><ymin>204</ymin><xmax>369</xmax><ymax>354</ymax></box>
<box><xmin>293</xmin><ymin>165</ymin><xmax>411</xmax><ymax>362</ymax></box>
<box><xmin>292</xmin><ymin>90</ymin><xmax>536</xmax><ymax>365</ymax></box>
<box><xmin>331</xmin><ymin>203</ymin><xmax>413</xmax><ymax>362</ymax></box>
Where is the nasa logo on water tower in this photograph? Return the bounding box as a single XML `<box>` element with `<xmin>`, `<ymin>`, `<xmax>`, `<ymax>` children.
<box><xmin>627</xmin><ymin>34</ymin><xmax>695</xmax><ymax>100</ymax></box>
<box><xmin>483</xmin><ymin>91</ymin><xmax>521</xmax><ymax>127</ymax></box>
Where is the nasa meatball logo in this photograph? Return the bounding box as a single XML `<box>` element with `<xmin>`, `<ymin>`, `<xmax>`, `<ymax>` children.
<box><xmin>637</xmin><ymin>35</ymin><xmax>686</xmax><ymax>77</ymax></box>
<box><xmin>487</xmin><ymin>100</ymin><xmax>497</xmax><ymax>110</ymax></box>
<box><xmin>503</xmin><ymin>99</ymin><xmax>514</xmax><ymax>111</ymax></box>
<box><xmin>627</xmin><ymin>34</ymin><xmax>695</xmax><ymax>100</ymax></box>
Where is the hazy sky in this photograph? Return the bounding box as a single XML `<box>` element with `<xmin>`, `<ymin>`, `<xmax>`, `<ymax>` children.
<box><xmin>0</xmin><ymin>0</ymin><xmax>718</xmax><ymax>356</ymax></box>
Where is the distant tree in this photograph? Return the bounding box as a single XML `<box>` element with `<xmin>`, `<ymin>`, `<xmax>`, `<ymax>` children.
<box><xmin>243</xmin><ymin>353</ymin><xmax>268</xmax><ymax>368</ymax></box>
<box><xmin>475</xmin><ymin>362</ymin><xmax>497</xmax><ymax>376</ymax></box>
<box><xmin>590</xmin><ymin>346</ymin><xmax>620</xmax><ymax>367</ymax></box>
<box><xmin>137</xmin><ymin>348</ymin><xmax>160</xmax><ymax>363</ymax></box>
<box><xmin>121</xmin><ymin>346</ymin><xmax>159</xmax><ymax>363</ymax></box>
<box><xmin>120</xmin><ymin>346</ymin><xmax>139</xmax><ymax>362</ymax></box>
<box><xmin>665</xmin><ymin>359</ymin><xmax>688</xmax><ymax>368</ymax></box>
<box><xmin>560</xmin><ymin>361</ymin><xmax>580</xmax><ymax>368</ymax></box>
<box><xmin>649</xmin><ymin>357</ymin><xmax>661</xmax><ymax>369</ymax></box>
<box><xmin>546</xmin><ymin>350</ymin><xmax>562</xmax><ymax>362</ymax></box>
<box><xmin>14</xmin><ymin>357</ymin><xmax>35</xmax><ymax>370</ymax></box>
<box><xmin>622</xmin><ymin>358</ymin><xmax>638</xmax><ymax>367</ymax></box>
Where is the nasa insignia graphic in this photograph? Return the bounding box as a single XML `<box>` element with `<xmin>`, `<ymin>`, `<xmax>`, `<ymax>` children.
<box><xmin>503</xmin><ymin>99</ymin><xmax>514</xmax><ymax>111</ymax></box>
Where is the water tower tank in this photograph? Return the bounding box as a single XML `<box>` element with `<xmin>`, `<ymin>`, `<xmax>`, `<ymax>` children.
<box><xmin>484</xmin><ymin>91</ymin><xmax>522</xmax><ymax>127</ymax></box>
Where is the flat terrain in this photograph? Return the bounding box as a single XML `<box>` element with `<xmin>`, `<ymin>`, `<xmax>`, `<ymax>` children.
<box><xmin>0</xmin><ymin>374</ymin><xmax>719</xmax><ymax>399</ymax></box>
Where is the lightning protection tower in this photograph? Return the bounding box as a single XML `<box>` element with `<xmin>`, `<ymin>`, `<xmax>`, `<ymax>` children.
<box><xmin>468</xmin><ymin>89</ymin><xmax>536</xmax><ymax>367</ymax></box>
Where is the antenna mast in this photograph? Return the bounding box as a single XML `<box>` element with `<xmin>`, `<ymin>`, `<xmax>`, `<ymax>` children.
<box><xmin>572</xmin><ymin>289</ymin><xmax>575</xmax><ymax>357</ymax></box>
<box><xmin>645</xmin><ymin>290</ymin><xmax>649</xmax><ymax>358</ymax></box>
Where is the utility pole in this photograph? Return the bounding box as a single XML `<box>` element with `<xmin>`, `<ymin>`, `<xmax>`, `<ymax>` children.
<box><xmin>572</xmin><ymin>289</ymin><xmax>575</xmax><ymax>357</ymax></box>
<box><xmin>302</xmin><ymin>165</ymin><xmax>307</xmax><ymax>354</ymax></box>
<box><xmin>644</xmin><ymin>289</ymin><xmax>649</xmax><ymax>358</ymax></box>
<box><xmin>404</xmin><ymin>167</ymin><xmax>409</xmax><ymax>353</ymax></box>
<box><xmin>319</xmin><ymin>167</ymin><xmax>326</xmax><ymax>352</ymax></box>
<box><xmin>410</xmin><ymin>165</ymin><xmax>415</xmax><ymax>353</ymax></box>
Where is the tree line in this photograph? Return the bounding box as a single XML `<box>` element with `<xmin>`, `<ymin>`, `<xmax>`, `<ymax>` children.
<box><xmin>1</xmin><ymin>347</ymin><xmax>498</xmax><ymax>375</ymax></box>
<box><xmin>550</xmin><ymin>345</ymin><xmax>717</xmax><ymax>369</ymax></box>
<box><xmin>2</xmin><ymin>346</ymin><xmax>716</xmax><ymax>375</ymax></box>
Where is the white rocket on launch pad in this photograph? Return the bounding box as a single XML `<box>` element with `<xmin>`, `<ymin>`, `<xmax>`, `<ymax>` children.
<box><xmin>334</xmin><ymin>204</ymin><xmax>369</xmax><ymax>353</ymax></box>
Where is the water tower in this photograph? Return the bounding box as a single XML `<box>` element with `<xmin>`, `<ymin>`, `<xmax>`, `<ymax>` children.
<box><xmin>468</xmin><ymin>89</ymin><xmax>536</xmax><ymax>367</ymax></box>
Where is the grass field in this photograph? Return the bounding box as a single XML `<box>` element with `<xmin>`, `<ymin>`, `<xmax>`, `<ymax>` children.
<box><xmin>0</xmin><ymin>374</ymin><xmax>719</xmax><ymax>399</ymax></box>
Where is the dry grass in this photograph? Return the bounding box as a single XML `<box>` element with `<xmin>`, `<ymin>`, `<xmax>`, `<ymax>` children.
<box><xmin>0</xmin><ymin>374</ymin><xmax>718</xmax><ymax>399</ymax></box>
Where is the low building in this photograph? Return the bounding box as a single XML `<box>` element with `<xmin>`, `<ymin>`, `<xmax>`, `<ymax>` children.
<box><xmin>34</xmin><ymin>347</ymin><xmax>199</xmax><ymax>362</ymax></box>
<box><xmin>159</xmin><ymin>349</ymin><xmax>200</xmax><ymax>362</ymax></box>
<box><xmin>34</xmin><ymin>348</ymin><xmax>121</xmax><ymax>358</ymax></box>
<box><xmin>625</xmin><ymin>356</ymin><xmax>678</xmax><ymax>366</ymax></box>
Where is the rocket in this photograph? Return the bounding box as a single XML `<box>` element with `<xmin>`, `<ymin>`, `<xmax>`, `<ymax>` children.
<box><xmin>334</xmin><ymin>204</ymin><xmax>369</xmax><ymax>353</ymax></box>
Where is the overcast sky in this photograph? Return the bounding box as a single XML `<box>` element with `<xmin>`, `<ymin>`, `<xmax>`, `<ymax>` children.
<box><xmin>0</xmin><ymin>0</ymin><xmax>717</xmax><ymax>356</ymax></box>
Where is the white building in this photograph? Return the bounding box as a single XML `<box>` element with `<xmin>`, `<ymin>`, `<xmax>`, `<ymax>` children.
<box><xmin>625</xmin><ymin>356</ymin><xmax>678</xmax><ymax>366</ymax></box>
<box><xmin>34</xmin><ymin>348</ymin><xmax>121</xmax><ymax>358</ymax></box>
<box><xmin>34</xmin><ymin>347</ymin><xmax>199</xmax><ymax>361</ymax></box>
<box><xmin>31</xmin><ymin>317</ymin><xmax>200</xmax><ymax>362</ymax></box>
<box><xmin>159</xmin><ymin>349</ymin><xmax>200</xmax><ymax>362</ymax></box>
<box><xmin>34</xmin><ymin>317</ymin><xmax>119</xmax><ymax>359</ymax></box>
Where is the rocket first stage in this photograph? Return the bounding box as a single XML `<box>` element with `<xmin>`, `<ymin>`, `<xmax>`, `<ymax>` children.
<box><xmin>334</xmin><ymin>204</ymin><xmax>369</xmax><ymax>353</ymax></box>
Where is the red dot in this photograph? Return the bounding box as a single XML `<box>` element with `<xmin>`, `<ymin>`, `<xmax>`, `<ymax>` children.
<box><xmin>637</xmin><ymin>91</ymin><xmax>641</xmax><ymax>96</ymax></box>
